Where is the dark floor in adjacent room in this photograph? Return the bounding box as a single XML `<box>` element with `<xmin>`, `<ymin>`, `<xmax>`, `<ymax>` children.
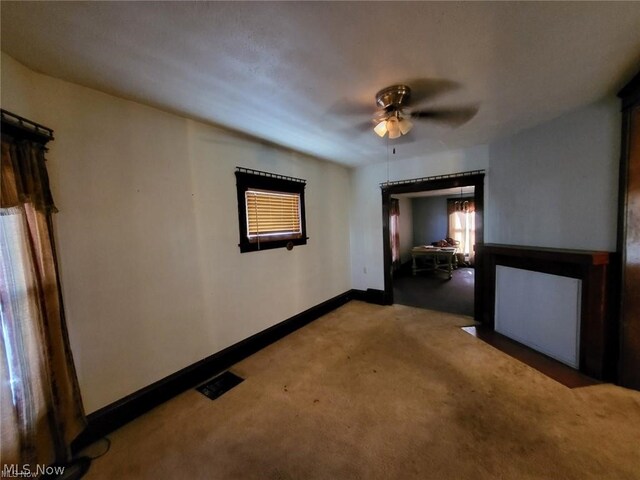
<box><xmin>393</xmin><ymin>266</ymin><xmax>474</xmax><ymax>316</ymax></box>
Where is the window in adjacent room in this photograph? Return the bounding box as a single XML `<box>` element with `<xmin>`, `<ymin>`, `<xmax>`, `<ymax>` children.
<box><xmin>235</xmin><ymin>168</ymin><xmax>307</xmax><ymax>252</ymax></box>
<box><xmin>389</xmin><ymin>197</ymin><xmax>400</xmax><ymax>270</ymax></box>
<box><xmin>447</xmin><ymin>197</ymin><xmax>476</xmax><ymax>263</ymax></box>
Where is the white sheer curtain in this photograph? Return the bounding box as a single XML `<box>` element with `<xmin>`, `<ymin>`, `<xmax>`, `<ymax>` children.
<box><xmin>448</xmin><ymin>201</ymin><xmax>475</xmax><ymax>264</ymax></box>
<box><xmin>1</xmin><ymin>135</ymin><xmax>86</xmax><ymax>469</ymax></box>
<box><xmin>390</xmin><ymin>198</ymin><xmax>400</xmax><ymax>269</ymax></box>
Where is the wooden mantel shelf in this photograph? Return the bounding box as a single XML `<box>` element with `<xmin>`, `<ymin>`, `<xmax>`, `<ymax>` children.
<box><xmin>479</xmin><ymin>244</ymin><xmax>611</xmax><ymax>266</ymax></box>
<box><xmin>477</xmin><ymin>243</ymin><xmax>614</xmax><ymax>380</ymax></box>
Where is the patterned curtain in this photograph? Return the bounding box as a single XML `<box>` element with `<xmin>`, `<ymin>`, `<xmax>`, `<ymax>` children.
<box><xmin>447</xmin><ymin>198</ymin><xmax>476</xmax><ymax>265</ymax></box>
<box><xmin>1</xmin><ymin>133</ymin><xmax>86</xmax><ymax>468</ymax></box>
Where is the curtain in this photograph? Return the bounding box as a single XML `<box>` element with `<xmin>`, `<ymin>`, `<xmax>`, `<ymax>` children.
<box><xmin>1</xmin><ymin>133</ymin><xmax>86</xmax><ymax>468</ymax></box>
<box><xmin>390</xmin><ymin>198</ymin><xmax>400</xmax><ymax>269</ymax></box>
<box><xmin>447</xmin><ymin>198</ymin><xmax>476</xmax><ymax>264</ymax></box>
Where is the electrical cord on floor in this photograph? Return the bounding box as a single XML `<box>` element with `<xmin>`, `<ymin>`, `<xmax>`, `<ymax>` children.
<box><xmin>42</xmin><ymin>437</ymin><xmax>111</xmax><ymax>480</ymax></box>
<box><xmin>84</xmin><ymin>437</ymin><xmax>111</xmax><ymax>460</ymax></box>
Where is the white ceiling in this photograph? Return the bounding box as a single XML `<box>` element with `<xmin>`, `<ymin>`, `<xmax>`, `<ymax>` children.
<box><xmin>2</xmin><ymin>2</ymin><xmax>640</xmax><ymax>167</ymax></box>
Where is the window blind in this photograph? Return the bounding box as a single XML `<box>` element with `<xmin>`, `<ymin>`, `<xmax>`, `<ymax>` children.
<box><xmin>245</xmin><ymin>189</ymin><xmax>302</xmax><ymax>239</ymax></box>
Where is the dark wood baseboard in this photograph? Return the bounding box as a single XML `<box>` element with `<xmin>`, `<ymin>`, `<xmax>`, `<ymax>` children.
<box><xmin>72</xmin><ymin>290</ymin><xmax>354</xmax><ymax>453</ymax></box>
<box><xmin>350</xmin><ymin>288</ymin><xmax>387</xmax><ymax>305</ymax></box>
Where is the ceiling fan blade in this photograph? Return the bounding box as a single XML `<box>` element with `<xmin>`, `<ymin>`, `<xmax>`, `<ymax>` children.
<box><xmin>352</xmin><ymin>120</ymin><xmax>375</xmax><ymax>134</ymax></box>
<box><xmin>410</xmin><ymin>106</ymin><xmax>479</xmax><ymax>127</ymax></box>
<box><xmin>402</xmin><ymin>78</ymin><xmax>461</xmax><ymax>105</ymax></box>
<box><xmin>373</xmin><ymin>110</ymin><xmax>388</xmax><ymax>121</ymax></box>
<box><xmin>327</xmin><ymin>99</ymin><xmax>377</xmax><ymax>116</ymax></box>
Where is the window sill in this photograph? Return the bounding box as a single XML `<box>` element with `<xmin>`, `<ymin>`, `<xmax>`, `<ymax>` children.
<box><xmin>239</xmin><ymin>237</ymin><xmax>308</xmax><ymax>253</ymax></box>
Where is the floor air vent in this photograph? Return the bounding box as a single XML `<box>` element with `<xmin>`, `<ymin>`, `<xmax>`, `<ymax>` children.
<box><xmin>197</xmin><ymin>371</ymin><xmax>244</xmax><ymax>400</ymax></box>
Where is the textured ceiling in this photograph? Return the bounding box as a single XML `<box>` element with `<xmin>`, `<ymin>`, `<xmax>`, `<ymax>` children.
<box><xmin>2</xmin><ymin>1</ymin><xmax>640</xmax><ymax>167</ymax></box>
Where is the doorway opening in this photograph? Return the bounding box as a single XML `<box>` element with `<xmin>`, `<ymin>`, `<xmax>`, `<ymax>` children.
<box><xmin>381</xmin><ymin>171</ymin><xmax>485</xmax><ymax>322</ymax></box>
<box><xmin>391</xmin><ymin>186</ymin><xmax>475</xmax><ymax>316</ymax></box>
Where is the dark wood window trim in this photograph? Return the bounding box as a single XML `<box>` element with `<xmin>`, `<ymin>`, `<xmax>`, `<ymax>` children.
<box><xmin>1</xmin><ymin>109</ymin><xmax>54</xmax><ymax>144</ymax></box>
<box><xmin>235</xmin><ymin>169</ymin><xmax>308</xmax><ymax>253</ymax></box>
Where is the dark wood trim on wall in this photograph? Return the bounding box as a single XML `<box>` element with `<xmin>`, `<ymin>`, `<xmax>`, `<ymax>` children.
<box><xmin>350</xmin><ymin>288</ymin><xmax>387</xmax><ymax>305</ymax></box>
<box><xmin>72</xmin><ymin>290</ymin><xmax>355</xmax><ymax>452</ymax></box>
<box><xmin>1</xmin><ymin>108</ymin><xmax>55</xmax><ymax>144</ymax></box>
<box><xmin>235</xmin><ymin>169</ymin><xmax>308</xmax><ymax>253</ymax></box>
<box><xmin>381</xmin><ymin>172</ymin><xmax>485</xmax><ymax>321</ymax></box>
<box><xmin>617</xmin><ymin>69</ymin><xmax>640</xmax><ymax>390</ymax></box>
<box><xmin>477</xmin><ymin>244</ymin><xmax>613</xmax><ymax>380</ymax></box>
<box><xmin>618</xmin><ymin>69</ymin><xmax>640</xmax><ymax>110</ymax></box>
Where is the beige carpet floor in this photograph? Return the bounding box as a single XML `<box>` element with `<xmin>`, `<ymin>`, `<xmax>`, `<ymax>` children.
<box><xmin>82</xmin><ymin>301</ymin><xmax>640</xmax><ymax>479</ymax></box>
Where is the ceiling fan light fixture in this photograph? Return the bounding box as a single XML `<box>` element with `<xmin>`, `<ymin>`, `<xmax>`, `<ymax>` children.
<box><xmin>374</xmin><ymin>120</ymin><xmax>388</xmax><ymax>137</ymax></box>
<box><xmin>387</xmin><ymin>116</ymin><xmax>400</xmax><ymax>138</ymax></box>
<box><xmin>368</xmin><ymin>82</ymin><xmax>478</xmax><ymax>142</ymax></box>
<box><xmin>398</xmin><ymin>117</ymin><xmax>413</xmax><ymax>135</ymax></box>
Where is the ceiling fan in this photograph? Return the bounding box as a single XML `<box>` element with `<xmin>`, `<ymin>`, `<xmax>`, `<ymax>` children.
<box><xmin>356</xmin><ymin>81</ymin><xmax>478</xmax><ymax>140</ymax></box>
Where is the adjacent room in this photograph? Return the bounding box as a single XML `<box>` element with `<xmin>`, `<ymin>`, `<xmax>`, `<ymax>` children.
<box><xmin>1</xmin><ymin>2</ymin><xmax>640</xmax><ymax>479</ymax></box>
<box><xmin>391</xmin><ymin>186</ymin><xmax>476</xmax><ymax>316</ymax></box>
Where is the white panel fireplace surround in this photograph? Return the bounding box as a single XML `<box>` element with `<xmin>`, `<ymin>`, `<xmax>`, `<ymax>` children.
<box><xmin>495</xmin><ymin>266</ymin><xmax>582</xmax><ymax>368</ymax></box>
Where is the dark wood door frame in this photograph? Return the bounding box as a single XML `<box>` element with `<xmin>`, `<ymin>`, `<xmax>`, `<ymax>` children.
<box><xmin>381</xmin><ymin>171</ymin><xmax>485</xmax><ymax>322</ymax></box>
<box><xmin>617</xmin><ymin>69</ymin><xmax>640</xmax><ymax>389</ymax></box>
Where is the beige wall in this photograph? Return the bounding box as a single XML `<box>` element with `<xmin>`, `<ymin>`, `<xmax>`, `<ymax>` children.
<box><xmin>2</xmin><ymin>48</ymin><xmax>621</xmax><ymax>413</ymax></box>
<box><xmin>1</xmin><ymin>53</ymin><xmax>351</xmax><ymax>413</ymax></box>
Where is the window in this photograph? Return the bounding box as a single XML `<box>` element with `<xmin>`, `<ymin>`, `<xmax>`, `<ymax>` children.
<box><xmin>447</xmin><ymin>198</ymin><xmax>476</xmax><ymax>263</ymax></box>
<box><xmin>389</xmin><ymin>198</ymin><xmax>400</xmax><ymax>269</ymax></box>
<box><xmin>235</xmin><ymin>168</ymin><xmax>307</xmax><ymax>252</ymax></box>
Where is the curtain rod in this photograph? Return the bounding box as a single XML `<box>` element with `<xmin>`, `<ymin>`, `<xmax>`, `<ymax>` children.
<box><xmin>1</xmin><ymin>109</ymin><xmax>54</xmax><ymax>142</ymax></box>
<box><xmin>236</xmin><ymin>166</ymin><xmax>306</xmax><ymax>184</ymax></box>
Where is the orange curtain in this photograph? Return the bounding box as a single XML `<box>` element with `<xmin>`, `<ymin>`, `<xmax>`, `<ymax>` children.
<box><xmin>1</xmin><ymin>134</ymin><xmax>86</xmax><ymax>468</ymax></box>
